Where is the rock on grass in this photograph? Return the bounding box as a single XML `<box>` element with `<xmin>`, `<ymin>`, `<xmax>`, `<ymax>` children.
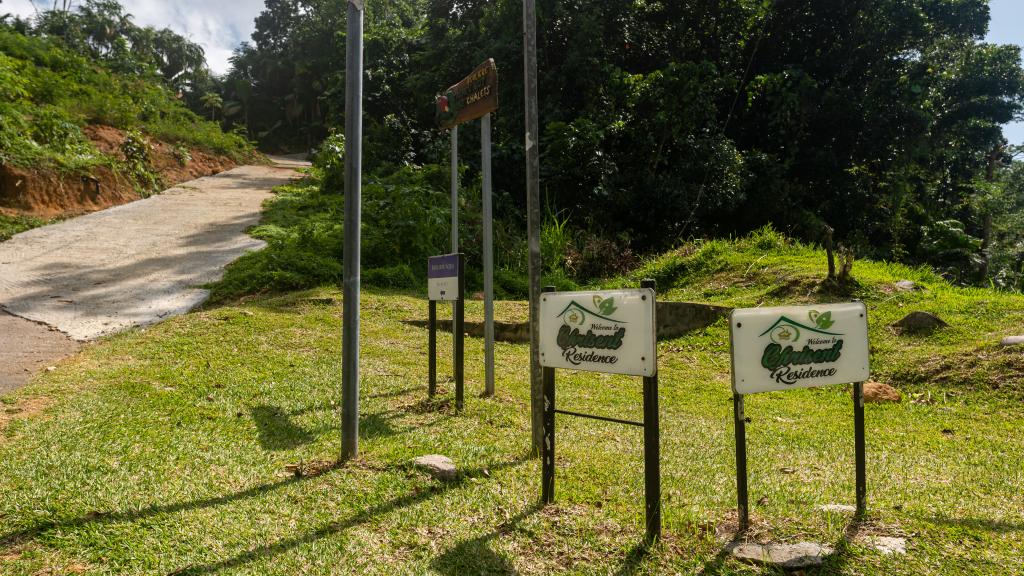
<box><xmin>412</xmin><ymin>455</ymin><xmax>457</xmax><ymax>481</ymax></box>
<box><xmin>731</xmin><ymin>542</ymin><xmax>834</xmax><ymax>570</ymax></box>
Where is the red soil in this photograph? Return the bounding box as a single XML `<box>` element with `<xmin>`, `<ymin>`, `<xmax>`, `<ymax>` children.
<box><xmin>0</xmin><ymin>125</ymin><xmax>239</xmax><ymax>219</ymax></box>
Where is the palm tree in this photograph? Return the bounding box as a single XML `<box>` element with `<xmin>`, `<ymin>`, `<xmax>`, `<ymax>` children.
<box><xmin>200</xmin><ymin>92</ymin><xmax>223</xmax><ymax>122</ymax></box>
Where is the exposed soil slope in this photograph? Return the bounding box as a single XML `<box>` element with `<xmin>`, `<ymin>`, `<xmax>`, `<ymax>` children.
<box><xmin>0</xmin><ymin>125</ymin><xmax>239</xmax><ymax>219</ymax></box>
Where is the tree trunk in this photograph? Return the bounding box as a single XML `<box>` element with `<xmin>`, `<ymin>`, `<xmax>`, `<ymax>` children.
<box><xmin>824</xmin><ymin>224</ymin><xmax>835</xmax><ymax>280</ymax></box>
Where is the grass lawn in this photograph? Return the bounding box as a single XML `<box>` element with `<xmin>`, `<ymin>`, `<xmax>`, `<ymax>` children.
<box><xmin>2</xmin><ymin>238</ymin><xmax>1024</xmax><ymax>574</ymax></box>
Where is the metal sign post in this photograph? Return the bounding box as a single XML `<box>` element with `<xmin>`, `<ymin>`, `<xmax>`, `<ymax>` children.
<box><xmin>539</xmin><ymin>281</ymin><xmax>661</xmax><ymax>543</ymax></box>
<box><xmin>341</xmin><ymin>0</ymin><xmax>364</xmax><ymax>462</ymax></box>
<box><xmin>482</xmin><ymin>113</ymin><xmax>495</xmax><ymax>396</ymax></box>
<box><xmin>450</xmin><ymin>126</ymin><xmax>459</xmax><ymax>255</ymax></box>
<box><xmin>436</xmin><ymin>60</ymin><xmax>499</xmax><ymax>399</ymax></box>
<box><xmin>729</xmin><ymin>302</ymin><xmax>871</xmax><ymax>530</ymax></box>
<box><xmin>523</xmin><ymin>0</ymin><xmax>544</xmax><ymax>454</ymax></box>
<box><xmin>427</xmin><ymin>253</ymin><xmax>466</xmax><ymax>411</ymax></box>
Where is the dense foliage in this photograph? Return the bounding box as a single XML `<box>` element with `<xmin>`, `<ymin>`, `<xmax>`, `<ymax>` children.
<box><xmin>216</xmin><ymin>0</ymin><xmax>1024</xmax><ymax>290</ymax></box>
<box><xmin>0</xmin><ymin>9</ymin><xmax>254</xmax><ymax>191</ymax></box>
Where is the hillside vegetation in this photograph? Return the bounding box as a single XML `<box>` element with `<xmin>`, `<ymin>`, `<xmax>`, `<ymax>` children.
<box><xmin>216</xmin><ymin>0</ymin><xmax>1024</xmax><ymax>290</ymax></box>
<box><xmin>0</xmin><ymin>25</ymin><xmax>257</xmax><ymax>225</ymax></box>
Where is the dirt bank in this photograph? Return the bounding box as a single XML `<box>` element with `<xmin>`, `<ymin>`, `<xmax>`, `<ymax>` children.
<box><xmin>0</xmin><ymin>125</ymin><xmax>239</xmax><ymax>219</ymax></box>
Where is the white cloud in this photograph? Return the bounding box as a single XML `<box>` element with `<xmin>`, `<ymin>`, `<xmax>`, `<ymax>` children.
<box><xmin>3</xmin><ymin>0</ymin><xmax>266</xmax><ymax>74</ymax></box>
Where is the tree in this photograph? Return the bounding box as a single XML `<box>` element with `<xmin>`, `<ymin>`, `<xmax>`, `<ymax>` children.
<box><xmin>200</xmin><ymin>92</ymin><xmax>223</xmax><ymax>122</ymax></box>
<box><xmin>218</xmin><ymin>0</ymin><xmax>1024</xmax><ymax>284</ymax></box>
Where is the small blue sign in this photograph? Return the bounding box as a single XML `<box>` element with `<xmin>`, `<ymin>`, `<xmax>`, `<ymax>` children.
<box><xmin>428</xmin><ymin>254</ymin><xmax>460</xmax><ymax>279</ymax></box>
<box><xmin>428</xmin><ymin>254</ymin><xmax>461</xmax><ymax>301</ymax></box>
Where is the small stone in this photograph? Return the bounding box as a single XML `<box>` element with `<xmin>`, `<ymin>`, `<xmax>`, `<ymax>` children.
<box><xmin>1000</xmin><ymin>336</ymin><xmax>1024</xmax><ymax>347</ymax></box>
<box><xmin>892</xmin><ymin>311</ymin><xmax>948</xmax><ymax>334</ymax></box>
<box><xmin>862</xmin><ymin>536</ymin><xmax>906</xmax><ymax>555</ymax></box>
<box><xmin>412</xmin><ymin>455</ymin><xmax>457</xmax><ymax>481</ymax></box>
<box><xmin>45</xmin><ymin>366</ymin><xmax>56</xmax><ymax>372</ymax></box>
<box><xmin>817</xmin><ymin>504</ymin><xmax>856</xmax><ymax>514</ymax></box>
<box><xmin>863</xmin><ymin>381</ymin><xmax>901</xmax><ymax>404</ymax></box>
<box><xmin>731</xmin><ymin>542</ymin><xmax>834</xmax><ymax>570</ymax></box>
<box><xmin>894</xmin><ymin>280</ymin><xmax>917</xmax><ymax>292</ymax></box>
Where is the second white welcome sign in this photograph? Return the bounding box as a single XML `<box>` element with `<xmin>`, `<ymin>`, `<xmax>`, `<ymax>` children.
<box><xmin>730</xmin><ymin>302</ymin><xmax>870</xmax><ymax>394</ymax></box>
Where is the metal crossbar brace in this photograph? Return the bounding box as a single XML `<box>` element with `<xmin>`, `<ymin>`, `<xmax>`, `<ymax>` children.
<box><xmin>554</xmin><ymin>409</ymin><xmax>643</xmax><ymax>428</ymax></box>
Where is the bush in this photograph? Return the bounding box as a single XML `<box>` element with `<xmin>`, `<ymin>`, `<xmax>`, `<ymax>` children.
<box><xmin>211</xmin><ymin>165</ymin><xmax>450</xmax><ymax>301</ymax></box>
<box><xmin>364</xmin><ymin>265</ymin><xmax>418</xmax><ymax>289</ymax></box>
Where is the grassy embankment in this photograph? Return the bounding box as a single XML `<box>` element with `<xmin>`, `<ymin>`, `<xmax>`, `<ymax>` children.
<box><xmin>0</xmin><ymin>28</ymin><xmax>258</xmax><ymax>240</ymax></box>
<box><xmin>1</xmin><ymin>228</ymin><xmax>1023</xmax><ymax>574</ymax></box>
<box><xmin>0</xmin><ymin>214</ymin><xmax>48</xmax><ymax>242</ymax></box>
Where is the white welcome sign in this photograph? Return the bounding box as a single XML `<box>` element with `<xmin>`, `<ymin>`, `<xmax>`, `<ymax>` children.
<box><xmin>539</xmin><ymin>289</ymin><xmax>657</xmax><ymax>377</ymax></box>
<box><xmin>730</xmin><ymin>302</ymin><xmax>869</xmax><ymax>394</ymax></box>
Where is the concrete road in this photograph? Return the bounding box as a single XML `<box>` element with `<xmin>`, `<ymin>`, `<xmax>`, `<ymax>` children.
<box><xmin>0</xmin><ymin>161</ymin><xmax>308</xmax><ymax>393</ymax></box>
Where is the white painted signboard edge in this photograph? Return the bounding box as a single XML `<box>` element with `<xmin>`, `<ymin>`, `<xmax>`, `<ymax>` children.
<box><xmin>729</xmin><ymin>301</ymin><xmax>870</xmax><ymax>395</ymax></box>
<box><xmin>538</xmin><ymin>288</ymin><xmax>657</xmax><ymax>377</ymax></box>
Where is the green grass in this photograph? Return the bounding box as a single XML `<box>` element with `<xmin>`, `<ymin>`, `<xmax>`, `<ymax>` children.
<box><xmin>0</xmin><ymin>213</ymin><xmax>49</xmax><ymax>242</ymax></box>
<box><xmin>2</xmin><ymin>233</ymin><xmax>1024</xmax><ymax>573</ymax></box>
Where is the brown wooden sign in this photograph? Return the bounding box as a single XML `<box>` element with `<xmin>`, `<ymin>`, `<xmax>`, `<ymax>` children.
<box><xmin>437</xmin><ymin>59</ymin><xmax>498</xmax><ymax>129</ymax></box>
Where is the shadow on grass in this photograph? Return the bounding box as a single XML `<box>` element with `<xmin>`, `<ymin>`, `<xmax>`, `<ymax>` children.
<box><xmin>613</xmin><ymin>540</ymin><xmax>657</xmax><ymax>576</ymax></box>
<box><xmin>169</xmin><ymin>455</ymin><xmax>531</xmax><ymax>574</ymax></box>
<box><xmin>916</xmin><ymin>514</ymin><xmax>1024</xmax><ymax>533</ymax></box>
<box><xmin>431</xmin><ymin>504</ymin><xmax>542</xmax><ymax>576</ymax></box>
<box><xmin>250</xmin><ymin>403</ymin><xmax>414</xmax><ymax>451</ymax></box>
<box><xmin>1</xmin><ymin>455</ymin><xmax>530</xmax><ymax>573</ymax></box>
<box><xmin>251</xmin><ymin>405</ymin><xmax>315</xmax><ymax>450</ymax></box>
<box><xmin>0</xmin><ymin>461</ymin><xmax>344</xmax><ymax>549</ymax></box>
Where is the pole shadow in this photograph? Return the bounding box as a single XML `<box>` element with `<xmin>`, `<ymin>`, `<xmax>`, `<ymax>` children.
<box><xmin>431</xmin><ymin>504</ymin><xmax>542</xmax><ymax>576</ymax></box>
<box><xmin>168</xmin><ymin>455</ymin><xmax>531</xmax><ymax>574</ymax></box>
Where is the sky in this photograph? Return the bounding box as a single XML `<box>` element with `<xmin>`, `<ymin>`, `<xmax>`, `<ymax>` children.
<box><xmin>4</xmin><ymin>0</ymin><xmax>1024</xmax><ymax>144</ymax></box>
<box><xmin>4</xmin><ymin>0</ymin><xmax>265</xmax><ymax>74</ymax></box>
<box><xmin>987</xmin><ymin>0</ymin><xmax>1024</xmax><ymax>145</ymax></box>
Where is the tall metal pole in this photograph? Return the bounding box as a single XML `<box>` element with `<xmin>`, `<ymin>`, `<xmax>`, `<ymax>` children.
<box><xmin>451</xmin><ymin>126</ymin><xmax>459</xmax><ymax>253</ymax></box>
<box><xmin>482</xmin><ymin>113</ymin><xmax>495</xmax><ymax>396</ymax></box>
<box><xmin>341</xmin><ymin>0</ymin><xmax>364</xmax><ymax>461</ymax></box>
<box><xmin>523</xmin><ymin>0</ymin><xmax>544</xmax><ymax>453</ymax></box>
<box><xmin>450</xmin><ymin>126</ymin><xmax>459</xmax><ymax>367</ymax></box>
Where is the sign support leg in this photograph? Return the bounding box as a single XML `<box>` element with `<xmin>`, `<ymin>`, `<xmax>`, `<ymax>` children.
<box><xmin>643</xmin><ymin>373</ymin><xmax>661</xmax><ymax>543</ymax></box>
<box><xmin>640</xmin><ymin>278</ymin><xmax>660</xmax><ymax>543</ymax></box>
<box><xmin>428</xmin><ymin>300</ymin><xmax>437</xmax><ymax>398</ymax></box>
<box><xmin>482</xmin><ymin>113</ymin><xmax>495</xmax><ymax>397</ymax></box>
<box><xmin>542</xmin><ymin>366</ymin><xmax>555</xmax><ymax>504</ymax></box>
<box><xmin>455</xmin><ymin>253</ymin><xmax>465</xmax><ymax>412</ymax></box>
<box><xmin>541</xmin><ymin>285</ymin><xmax>555</xmax><ymax>503</ymax></box>
<box><xmin>734</xmin><ymin>392</ymin><xmax>749</xmax><ymax>532</ymax></box>
<box><xmin>854</xmin><ymin>381</ymin><xmax>867</xmax><ymax>518</ymax></box>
